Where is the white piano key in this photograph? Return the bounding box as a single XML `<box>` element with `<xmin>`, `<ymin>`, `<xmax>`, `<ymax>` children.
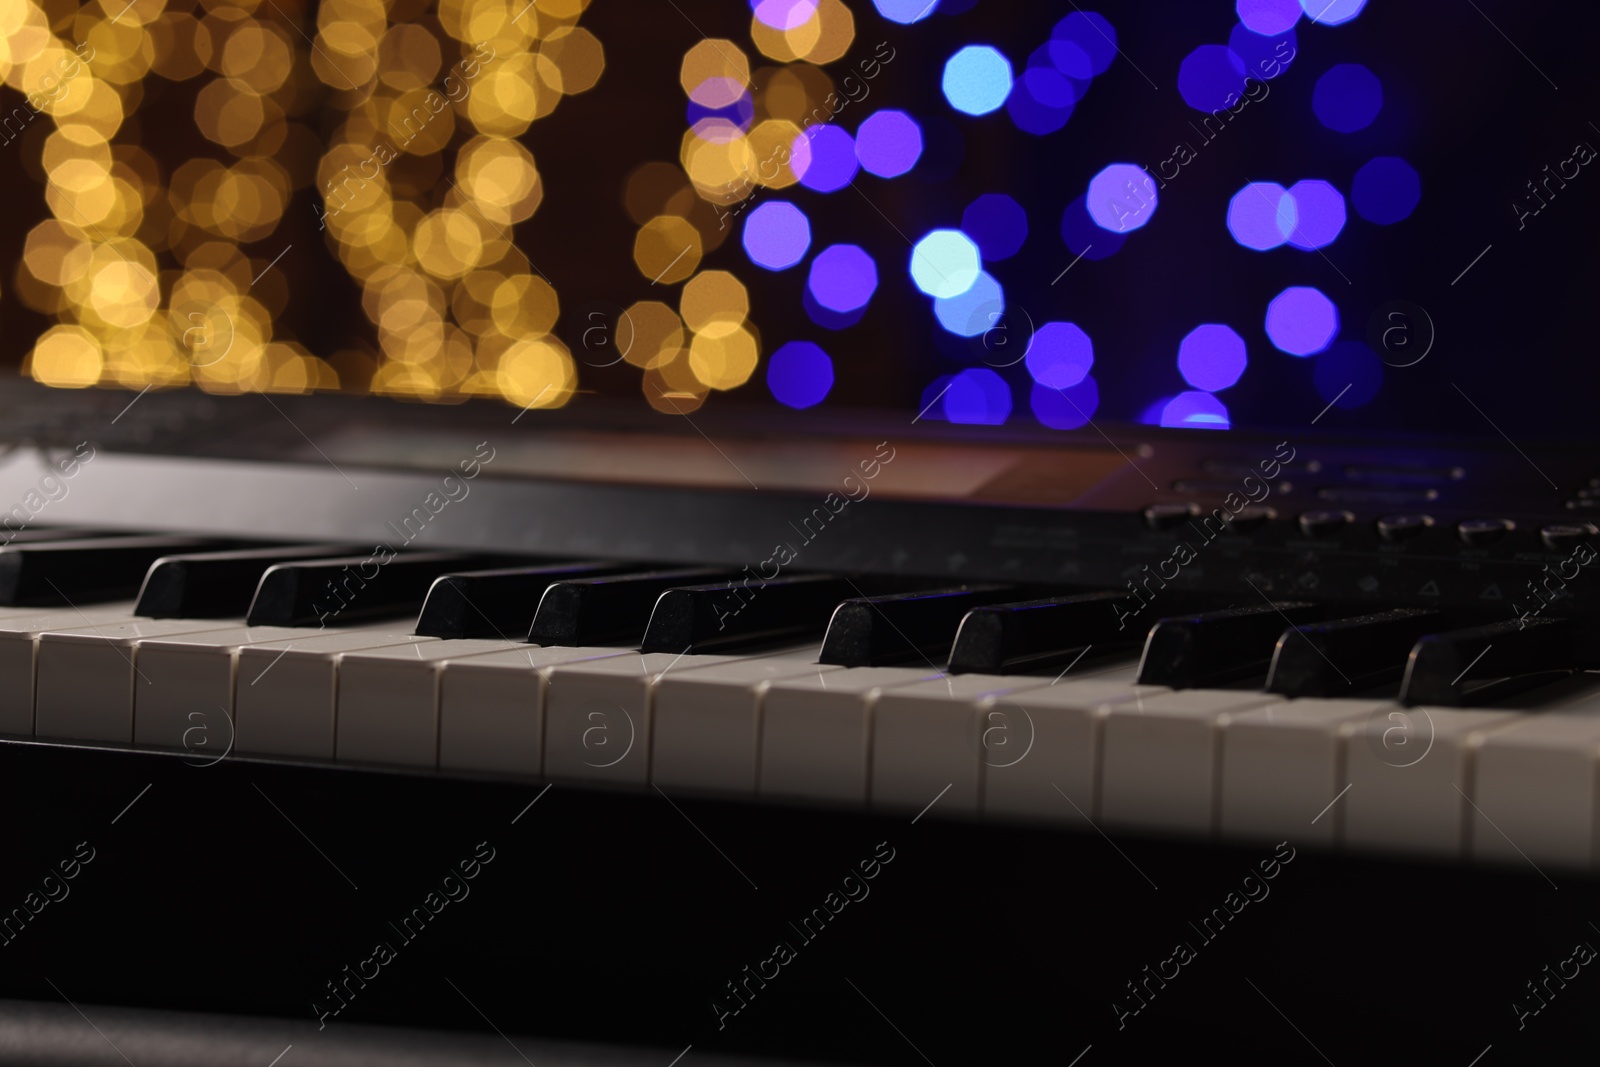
<box><xmin>759</xmin><ymin>666</ymin><xmax>942</xmax><ymax>805</ymax></box>
<box><xmin>1340</xmin><ymin>706</ymin><xmax>1520</xmax><ymax>858</ymax></box>
<box><xmin>979</xmin><ymin>674</ymin><xmax>1154</xmax><ymax>825</ymax></box>
<box><xmin>0</xmin><ymin>604</ymin><xmax>141</xmax><ymax>736</ymax></box>
<box><xmin>34</xmin><ymin>618</ymin><xmax>249</xmax><ymax>742</ymax></box>
<box><xmin>1467</xmin><ymin>704</ymin><xmax>1600</xmax><ymax>870</ymax></box>
<box><xmin>234</xmin><ymin>631</ymin><xmax>434</xmax><ymax>759</ymax></box>
<box><xmin>870</xmin><ymin>673</ymin><xmax>1060</xmax><ymax>816</ymax></box>
<box><xmin>652</xmin><ymin>655</ymin><xmax>842</xmax><ymax>796</ymax></box>
<box><xmin>437</xmin><ymin>645</ymin><xmax>628</xmax><ymax>777</ymax></box>
<box><xmin>338</xmin><ymin>641</ymin><xmax>623</xmax><ymax>768</ymax></box>
<box><xmin>542</xmin><ymin>649</ymin><xmax>808</xmax><ymax>786</ymax></box>
<box><xmin>1098</xmin><ymin>689</ymin><xmax>1284</xmax><ymax>836</ymax></box>
<box><xmin>1218</xmin><ymin>699</ymin><xmax>1391</xmax><ymax>846</ymax></box>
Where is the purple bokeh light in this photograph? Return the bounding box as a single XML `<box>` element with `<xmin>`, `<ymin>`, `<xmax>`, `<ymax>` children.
<box><xmin>1237</xmin><ymin>0</ymin><xmax>1300</xmax><ymax>35</ymax></box>
<box><xmin>1060</xmin><ymin>194</ymin><xmax>1126</xmax><ymax>260</ymax></box>
<box><xmin>751</xmin><ymin>0</ymin><xmax>817</xmax><ymax>30</ymax></box>
<box><xmin>933</xmin><ymin>270</ymin><xmax>1004</xmax><ymax>337</ymax></box>
<box><xmin>1178</xmin><ymin>45</ymin><xmax>1248</xmax><ymax>112</ymax></box>
<box><xmin>945</xmin><ymin>367</ymin><xmax>1012</xmax><ymax>424</ymax></box>
<box><xmin>1161</xmin><ymin>391</ymin><xmax>1231</xmax><ymax>430</ymax></box>
<box><xmin>1314</xmin><ymin>340</ymin><xmax>1383</xmax><ymax>407</ymax></box>
<box><xmin>767</xmin><ymin>341</ymin><xmax>834</xmax><ymax>409</ymax></box>
<box><xmin>1031</xmin><ymin>376</ymin><xmax>1100</xmax><ymax>430</ymax></box>
<box><xmin>1178</xmin><ymin>324</ymin><xmax>1248</xmax><ymax>391</ymax></box>
<box><xmin>1226</xmin><ymin>182</ymin><xmax>1297</xmax><ymax>250</ymax></box>
<box><xmin>855</xmin><ymin>110</ymin><xmax>923</xmax><ymax>178</ymax></box>
<box><xmin>1050</xmin><ymin>12</ymin><xmax>1117</xmax><ymax>76</ymax></box>
<box><xmin>1265</xmin><ymin>286</ymin><xmax>1338</xmax><ymax>356</ymax></box>
<box><xmin>742</xmin><ymin>201</ymin><xmax>811</xmax><ymax>271</ymax></box>
<box><xmin>1025</xmin><ymin>322</ymin><xmax>1094</xmax><ymax>389</ymax></box>
<box><xmin>1087</xmin><ymin>163</ymin><xmax>1158</xmax><ymax>233</ymax></box>
<box><xmin>793</xmin><ymin>125</ymin><xmax>859</xmax><ymax>193</ymax></box>
<box><xmin>962</xmin><ymin>193</ymin><xmax>1028</xmax><ymax>261</ymax></box>
<box><xmin>1352</xmin><ymin>156</ymin><xmax>1421</xmax><ymax>224</ymax></box>
<box><xmin>807</xmin><ymin>244</ymin><xmax>877</xmax><ymax>313</ymax></box>
<box><xmin>1284</xmin><ymin>179</ymin><xmax>1346</xmax><ymax>249</ymax></box>
<box><xmin>1313</xmin><ymin>63</ymin><xmax>1382</xmax><ymax>132</ymax></box>
<box><xmin>1227</xmin><ymin>22</ymin><xmax>1296</xmax><ymax>81</ymax></box>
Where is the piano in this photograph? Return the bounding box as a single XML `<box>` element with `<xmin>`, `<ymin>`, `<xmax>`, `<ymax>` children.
<box><xmin>2</xmin><ymin>0</ymin><xmax>1596</xmax><ymax>1062</ymax></box>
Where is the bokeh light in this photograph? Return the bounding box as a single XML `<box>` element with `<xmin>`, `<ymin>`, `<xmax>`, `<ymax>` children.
<box><xmin>1301</xmin><ymin>0</ymin><xmax>1367</xmax><ymax>26</ymax></box>
<box><xmin>1087</xmin><ymin>163</ymin><xmax>1158</xmax><ymax>233</ymax></box>
<box><xmin>1031</xmin><ymin>376</ymin><xmax>1100</xmax><ymax>430</ymax></box>
<box><xmin>742</xmin><ymin>201</ymin><xmax>812</xmax><ymax>270</ymax></box>
<box><xmin>794</xmin><ymin>124</ymin><xmax>859</xmax><ymax>192</ymax></box>
<box><xmin>753</xmin><ymin>0</ymin><xmax>820</xmax><ymax>31</ymax></box>
<box><xmin>944</xmin><ymin>367</ymin><xmax>1012</xmax><ymax>424</ymax></box>
<box><xmin>767</xmin><ymin>340</ymin><xmax>834</xmax><ymax>408</ymax></box>
<box><xmin>1025</xmin><ymin>322</ymin><xmax>1094</xmax><ymax>388</ymax></box>
<box><xmin>1162</xmin><ymin>391</ymin><xmax>1231</xmax><ymax>429</ymax></box>
<box><xmin>1060</xmin><ymin>195</ymin><xmax>1127</xmax><ymax>260</ymax></box>
<box><xmin>1050</xmin><ymin>12</ymin><xmax>1117</xmax><ymax>77</ymax></box>
<box><xmin>1228</xmin><ymin>22</ymin><xmax>1296</xmax><ymax>81</ymax></box>
<box><xmin>933</xmin><ymin>271</ymin><xmax>1004</xmax><ymax>337</ymax></box>
<box><xmin>910</xmin><ymin>229</ymin><xmax>982</xmax><ymax>298</ymax></box>
<box><xmin>1226</xmin><ymin>182</ymin><xmax>1297</xmax><ymax>250</ymax></box>
<box><xmin>1314</xmin><ymin>340</ymin><xmax>1383</xmax><ymax>407</ymax></box>
<box><xmin>961</xmin><ymin>194</ymin><xmax>1028</xmax><ymax>261</ymax></box>
<box><xmin>1284</xmin><ymin>179</ymin><xmax>1346</xmax><ymax>249</ymax></box>
<box><xmin>873</xmin><ymin>0</ymin><xmax>938</xmax><ymax>24</ymax></box>
<box><xmin>1313</xmin><ymin>63</ymin><xmax>1382</xmax><ymax>132</ymax></box>
<box><xmin>1007</xmin><ymin>63</ymin><xmax>1077</xmax><ymax>135</ymax></box>
<box><xmin>942</xmin><ymin>45</ymin><xmax>1013</xmax><ymax>117</ymax></box>
<box><xmin>1178</xmin><ymin>45</ymin><xmax>1247</xmax><ymax>112</ymax></box>
<box><xmin>1265</xmin><ymin>287</ymin><xmax>1339</xmax><ymax>356</ymax></box>
<box><xmin>1237</xmin><ymin>0</ymin><xmax>1301</xmax><ymax>35</ymax></box>
<box><xmin>1178</xmin><ymin>324</ymin><xmax>1248</xmax><ymax>391</ymax></box>
<box><xmin>808</xmin><ymin>244</ymin><xmax>878</xmax><ymax>312</ymax></box>
<box><xmin>855</xmin><ymin>110</ymin><xmax>923</xmax><ymax>178</ymax></box>
<box><xmin>1352</xmin><ymin>156</ymin><xmax>1422</xmax><ymax>224</ymax></box>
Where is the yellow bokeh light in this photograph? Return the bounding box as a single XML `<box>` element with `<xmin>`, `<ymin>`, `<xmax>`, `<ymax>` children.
<box><xmin>679</xmin><ymin>39</ymin><xmax>748</xmax><ymax>105</ymax></box>
<box><xmin>490</xmin><ymin>274</ymin><xmax>559</xmax><ymax>337</ymax></box>
<box><xmin>30</xmin><ymin>326</ymin><xmax>104</xmax><ymax>388</ymax></box>
<box><xmin>688</xmin><ymin>320</ymin><xmax>759</xmax><ymax>390</ymax></box>
<box><xmin>619</xmin><ymin>300</ymin><xmax>685</xmax><ymax>369</ymax></box>
<box><xmin>633</xmin><ymin>214</ymin><xmax>701</xmax><ymax>284</ymax></box>
<box><xmin>540</xmin><ymin>26</ymin><xmax>603</xmax><ymax>94</ymax></box>
<box><xmin>496</xmin><ymin>336</ymin><xmax>575</xmax><ymax>409</ymax></box>
<box><xmin>680</xmin><ymin>271</ymin><xmax>748</xmax><ymax>333</ymax></box>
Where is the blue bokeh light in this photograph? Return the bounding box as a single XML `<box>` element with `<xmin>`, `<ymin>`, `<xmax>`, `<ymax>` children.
<box><xmin>945</xmin><ymin>367</ymin><xmax>1012</xmax><ymax>424</ymax></box>
<box><xmin>1178</xmin><ymin>45</ymin><xmax>1248</xmax><ymax>112</ymax></box>
<box><xmin>1031</xmin><ymin>376</ymin><xmax>1100</xmax><ymax>430</ymax></box>
<box><xmin>942</xmin><ymin>45</ymin><xmax>1013</xmax><ymax>117</ymax></box>
<box><xmin>1060</xmin><ymin>194</ymin><xmax>1126</xmax><ymax>260</ymax></box>
<box><xmin>933</xmin><ymin>270</ymin><xmax>1004</xmax><ymax>337</ymax></box>
<box><xmin>767</xmin><ymin>341</ymin><xmax>834</xmax><ymax>409</ymax></box>
<box><xmin>1314</xmin><ymin>340</ymin><xmax>1383</xmax><ymax>407</ymax></box>
<box><xmin>1050</xmin><ymin>12</ymin><xmax>1117</xmax><ymax>76</ymax></box>
<box><xmin>1087</xmin><ymin>163</ymin><xmax>1158</xmax><ymax>233</ymax></box>
<box><xmin>855</xmin><ymin>110</ymin><xmax>923</xmax><ymax>178</ymax></box>
<box><xmin>793</xmin><ymin>125</ymin><xmax>859</xmax><ymax>193</ymax></box>
<box><xmin>1265</xmin><ymin>286</ymin><xmax>1339</xmax><ymax>356</ymax></box>
<box><xmin>910</xmin><ymin>229</ymin><xmax>982</xmax><ymax>299</ymax></box>
<box><xmin>1025</xmin><ymin>322</ymin><xmax>1094</xmax><ymax>389</ymax></box>
<box><xmin>1300</xmin><ymin>0</ymin><xmax>1367</xmax><ymax>26</ymax></box>
<box><xmin>1352</xmin><ymin>156</ymin><xmax>1421</xmax><ymax>224</ymax></box>
<box><xmin>1161</xmin><ymin>391</ymin><xmax>1231</xmax><ymax>430</ymax></box>
<box><xmin>1226</xmin><ymin>182</ymin><xmax>1297</xmax><ymax>250</ymax></box>
<box><xmin>742</xmin><ymin>201</ymin><xmax>812</xmax><ymax>271</ymax></box>
<box><xmin>873</xmin><ymin>0</ymin><xmax>937</xmax><ymax>24</ymax></box>
<box><xmin>1284</xmin><ymin>179</ymin><xmax>1346</xmax><ymax>249</ymax></box>
<box><xmin>1313</xmin><ymin>63</ymin><xmax>1382</xmax><ymax>132</ymax></box>
<box><xmin>1237</xmin><ymin>0</ymin><xmax>1300</xmax><ymax>35</ymax></box>
<box><xmin>1178</xmin><ymin>324</ymin><xmax>1248</xmax><ymax>391</ymax></box>
<box><xmin>1007</xmin><ymin>64</ymin><xmax>1078</xmax><ymax>135</ymax></box>
<box><xmin>807</xmin><ymin>244</ymin><xmax>878</xmax><ymax>313</ymax></box>
<box><xmin>1227</xmin><ymin>22</ymin><xmax>1296</xmax><ymax>81</ymax></box>
<box><xmin>962</xmin><ymin>193</ymin><xmax>1028</xmax><ymax>261</ymax></box>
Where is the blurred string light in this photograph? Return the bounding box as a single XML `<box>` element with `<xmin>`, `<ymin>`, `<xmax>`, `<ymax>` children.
<box><xmin>1265</xmin><ymin>286</ymin><xmax>1338</xmax><ymax>356</ymax></box>
<box><xmin>14</xmin><ymin>0</ymin><xmax>603</xmax><ymax>408</ymax></box>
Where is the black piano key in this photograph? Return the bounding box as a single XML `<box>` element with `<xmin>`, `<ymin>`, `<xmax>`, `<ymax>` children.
<box><xmin>1138</xmin><ymin>602</ymin><xmax>1333</xmax><ymax>688</ymax></box>
<box><xmin>135</xmin><ymin>544</ymin><xmax>367</xmax><ymax>618</ymax></box>
<box><xmin>0</xmin><ymin>535</ymin><xmax>224</xmax><ymax>606</ymax></box>
<box><xmin>948</xmin><ymin>590</ymin><xmax>1229</xmax><ymax>675</ymax></box>
<box><xmin>247</xmin><ymin>551</ymin><xmax>520</xmax><ymax>627</ymax></box>
<box><xmin>640</xmin><ymin>573</ymin><xmax>866</xmax><ymax>654</ymax></box>
<box><xmin>415</xmin><ymin>561</ymin><xmax>635</xmax><ymax>639</ymax></box>
<box><xmin>818</xmin><ymin>584</ymin><xmax>1019</xmax><ymax>667</ymax></box>
<box><xmin>529</xmin><ymin>567</ymin><xmax>734</xmax><ymax>646</ymax></box>
<box><xmin>1266</xmin><ymin>608</ymin><xmax>1443</xmax><ymax>698</ymax></box>
<box><xmin>1399</xmin><ymin>617</ymin><xmax>1600</xmax><ymax>706</ymax></box>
